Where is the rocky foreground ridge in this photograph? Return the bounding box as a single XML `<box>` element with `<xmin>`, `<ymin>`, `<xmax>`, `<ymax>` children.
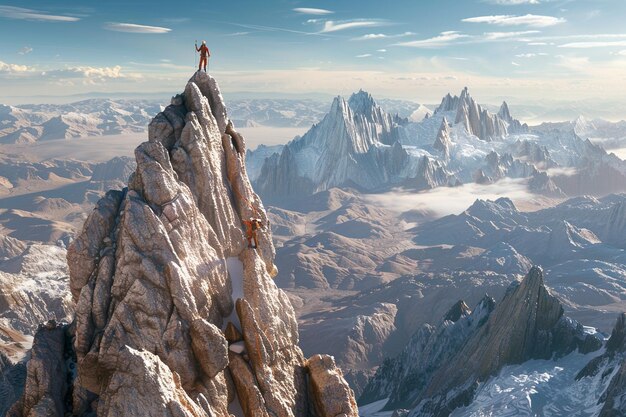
<box><xmin>6</xmin><ymin>72</ymin><xmax>358</xmax><ymax>417</ymax></box>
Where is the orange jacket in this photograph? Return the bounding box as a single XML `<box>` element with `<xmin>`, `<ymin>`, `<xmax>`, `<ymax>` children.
<box><xmin>243</xmin><ymin>220</ymin><xmax>263</xmax><ymax>236</ymax></box>
<box><xmin>196</xmin><ymin>44</ymin><xmax>210</xmax><ymax>57</ymax></box>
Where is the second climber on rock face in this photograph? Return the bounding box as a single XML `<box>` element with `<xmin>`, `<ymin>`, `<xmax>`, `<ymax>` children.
<box><xmin>196</xmin><ymin>40</ymin><xmax>210</xmax><ymax>72</ymax></box>
<box><xmin>243</xmin><ymin>217</ymin><xmax>264</xmax><ymax>249</ymax></box>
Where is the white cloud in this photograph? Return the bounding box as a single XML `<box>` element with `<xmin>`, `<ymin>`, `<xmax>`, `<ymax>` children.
<box><xmin>18</xmin><ymin>46</ymin><xmax>33</xmax><ymax>55</ymax></box>
<box><xmin>40</xmin><ymin>65</ymin><xmax>142</xmax><ymax>85</ymax></box>
<box><xmin>224</xmin><ymin>31</ymin><xmax>250</xmax><ymax>36</ymax></box>
<box><xmin>515</xmin><ymin>52</ymin><xmax>548</xmax><ymax>57</ymax></box>
<box><xmin>395</xmin><ymin>31</ymin><xmax>470</xmax><ymax>48</ymax></box>
<box><xmin>463</xmin><ymin>14</ymin><xmax>566</xmax><ymax>27</ymax></box>
<box><xmin>512</xmin><ymin>61</ymin><xmax>521</xmax><ymax>66</ymax></box>
<box><xmin>321</xmin><ymin>20</ymin><xmax>388</xmax><ymax>33</ymax></box>
<box><xmin>0</xmin><ymin>61</ymin><xmax>32</xmax><ymax>73</ymax></box>
<box><xmin>104</xmin><ymin>22</ymin><xmax>171</xmax><ymax>34</ymax></box>
<box><xmin>485</xmin><ymin>0</ymin><xmax>541</xmax><ymax>4</ymax></box>
<box><xmin>377</xmin><ymin>49</ymin><xmax>387</xmax><ymax>52</ymax></box>
<box><xmin>351</xmin><ymin>31</ymin><xmax>415</xmax><ymax>41</ymax></box>
<box><xmin>559</xmin><ymin>40</ymin><xmax>626</xmax><ymax>48</ymax></box>
<box><xmin>483</xmin><ymin>30</ymin><xmax>539</xmax><ymax>40</ymax></box>
<box><xmin>293</xmin><ymin>7</ymin><xmax>333</xmax><ymax>15</ymax></box>
<box><xmin>356</xmin><ymin>54</ymin><xmax>372</xmax><ymax>58</ymax></box>
<box><xmin>0</xmin><ymin>5</ymin><xmax>80</xmax><ymax>22</ymax></box>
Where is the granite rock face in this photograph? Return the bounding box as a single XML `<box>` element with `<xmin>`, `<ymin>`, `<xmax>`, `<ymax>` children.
<box><xmin>9</xmin><ymin>71</ymin><xmax>357</xmax><ymax>417</ymax></box>
<box><xmin>306</xmin><ymin>354</ymin><xmax>359</xmax><ymax>417</ymax></box>
<box><xmin>7</xmin><ymin>322</ymin><xmax>69</xmax><ymax>417</ymax></box>
<box><xmin>432</xmin><ymin>117</ymin><xmax>451</xmax><ymax>161</ymax></box>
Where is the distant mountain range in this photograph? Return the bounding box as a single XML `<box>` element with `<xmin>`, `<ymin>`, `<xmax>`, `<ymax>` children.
<box><xmin>248</xmin><ymin>87</ymin><xmax>626</xmax><ymax>201</ymax></box>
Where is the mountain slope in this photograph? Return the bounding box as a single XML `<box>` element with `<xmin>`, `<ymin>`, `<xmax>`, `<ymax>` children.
<box><xmin>360</xmin><ymin>267</ymin><xmax>604</xmax><ymax>416</ymax></box>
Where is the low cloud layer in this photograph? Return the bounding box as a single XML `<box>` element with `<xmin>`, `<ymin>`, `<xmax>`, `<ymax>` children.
<box><xmin>364</xmin><ymin>178</ymin><xmax>533</xmax><ymax>219</ymax></box>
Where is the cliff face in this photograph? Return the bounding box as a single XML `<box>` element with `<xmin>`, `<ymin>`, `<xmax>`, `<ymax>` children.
<box><xmin>8</xmin><ymin>72</ymin><xmax>357</xmax><ymax>417</ymax></box>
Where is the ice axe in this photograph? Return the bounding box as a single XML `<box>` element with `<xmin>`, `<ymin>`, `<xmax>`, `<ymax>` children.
<box><xmin>194</xmin><ymin>39</ymin><xmax>198</xmax><ymax>70</ymax></box>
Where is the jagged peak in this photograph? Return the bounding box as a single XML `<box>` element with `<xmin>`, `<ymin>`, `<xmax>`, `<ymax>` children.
<box><xmin>606</xmin><ymin>313</ymin><xmax>626</xmax><ymax>353</ymax></box>
<box><xmin>467</xmin><ymin>197</ymin><xmax>517</xmax><ymax>215</ymax></box>
<box><xmin>459</xmin><ymin>86</ymin><xmax>470</xmax><ymax>101</ymax></box>
<box><xmin>498</xmin><ymin>101</ymin><xmax>511</xmax><ymax>120</ymax></box>
<box><xmin>329</xmin><ymin>95</ymin><xmax>351</xmax><ymax>117</ymax></box>
<box><xmin>439</xmin><ymin>116</ymin><xmax>450</xmax><ymax>133</ymax></box>
<box><xmin>443</xmin><ymin>300</ymin><xmax>471</xmax><ymax>323</ymax></box>
<box><xmin>348</xmin><ymin>89</ymin><xmax>377</xmax><ymax>115</ymax></box>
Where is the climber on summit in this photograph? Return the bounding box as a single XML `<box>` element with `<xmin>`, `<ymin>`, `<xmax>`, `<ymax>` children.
<box><xmin>243</xmin><ymin>217</ymin><xmax>264</xmax><ymax>249</ymax></box>
<box><xmin>195</xmin><ymin>40</ymin><xmax>210</xmax><ymax>72</ymax></box>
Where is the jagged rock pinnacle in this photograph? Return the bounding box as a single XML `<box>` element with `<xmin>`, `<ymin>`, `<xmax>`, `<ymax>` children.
<box><xmin>8</xmin><ymin>71</ymin><xmax>357</xmax><ymax>417</ymax></box>
<box><xmin>443</xmin><ymin>300</ymin><xmax>471</xmax><ymax>323</ymax></box>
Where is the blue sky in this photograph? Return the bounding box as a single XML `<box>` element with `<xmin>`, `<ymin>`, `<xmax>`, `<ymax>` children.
<box><xmin>1</xmin><ymin>0</ymin><xmax>626</xmax><ymax>104</ymax></box>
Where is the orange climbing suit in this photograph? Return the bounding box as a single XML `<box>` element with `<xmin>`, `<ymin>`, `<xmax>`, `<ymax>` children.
<box><xmin>196</xmin><ymin>44</ymin><xmax>210</xmax><ymax>71</ymax></box>
<box><xmin>243</xmin><ymin>219</ymin><xmax>263</xmax><ymax>249</ymax></box>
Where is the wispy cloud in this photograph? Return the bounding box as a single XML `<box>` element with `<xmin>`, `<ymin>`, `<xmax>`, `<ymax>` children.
<box><xmin>559</xmin><ymin>40</ymin><xmax>626</xmax><ymax>48</ymax></box>
<box><xmin>229</xmin><ymin>22</ymin><xmax>323</xmax><ymax>37</ymax></box>
<box><xmin>377</xmin><ymin>49</ymin><xmax>387</xmax><ymax>52</ymax></box>
<box><xmin>512</xmin><ymin>61</ymin><xmax>521</xmax><ymax>66</ymax></box>
<box><xmin>356</xmin><ymin>53</ymin><xmax>372</xmax><ymax>58</ymax></box>
<box><xmin>293</xmin><ymin>7</ymin><xmax>333</xmax><ymax>15</ymax></box>
<box><xmin>351</xmin><ymin>31</ymin><xmax>415</xmax><ymax>41</ymax></box>
<box><xmin>515</xmin><ymin>52</ymin><xmax>549</xmax><ymax>57</ymax></box>
<box><xmin>463</xmin><ymin>14</ymin><xmax>566</xmax><ymax>27</ymax></box>
<box><xmin>395</xmin><ymin>31</ymin><xmax>470</xmax><ymax>48</ymax></box>
<box><xmin>320</xmin><ymin>20</ymin><xmax>389</xmax><ymax>33</ymax></box>
<box><xmin>18</xmin><ymin>46</ymin><xmax>33</xmax><ymax>55</ymax></box>
<box><xmin>104</xmin><ymin>22</ymin><xmax>171</xmax><ymax>34</ymax></box>
<box><xmin>395</xmin><ymin>29</ymin><xmax>544</xmax><ymax>48</ymax></box>
<box><xmin>0</xmin><ymin>5</ymin><xmax>80</xmax><ymax>22</ymax></box>
<box><xmin>485</xmin><ymin>0</ymin><xmax>541</xmax><ymax>4</ymax></box>
<box><xmin>224</xmin><ymin>31</ymin><xmax>250</xmax><ymax>36</ymax></box>
<box><xmin>483</xmin><ymin>30</ymin><xmax>539</xmax><ymax>40</ymax></box>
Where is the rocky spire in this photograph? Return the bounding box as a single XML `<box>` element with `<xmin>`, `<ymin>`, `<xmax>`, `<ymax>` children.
<box><xmin>443</xmin><ymin>300</ymin><xmax>471</xmax><ymax>322</ymax></box>
<box><xmin>8</xmin><ymin>72</ymin><xmax>357</xmax><ymax>417</ymax></box>
<box><xmin>432</xmin><ymin>117</ymin><xmax>451</xmax><ymax>160</ymax></box>
<box><xmin>413</xmin><ymin>266</ymin><xmax>602</xmax><ymax>415</ymax></box>
<box><xmin>439</xmin><ymin>87</ymin><xmax>509</xmax><ymax>141</ymax></box>
<box><xmin>498</xmin><ymin>101</ymin><xmax>529</xmax><ymax>134</ymax></box>
<box><xmin>412</xmin><ymin>156</ymin><xmax>456</xmax><ymax>190</ymax></box>
<box><xmin>362</xmin><ymin>267</ymin><xmax>603</xmax><ymax>416</ymax></box>
<box><xmin>255</xmin><ymin>90</ymin><xmax>406</xmax><ymax>198</ymax></box>
<box><xmin>498</xmin><ymin>101</ymin><xmax>512</xmax><ymax>121</ymax></box>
